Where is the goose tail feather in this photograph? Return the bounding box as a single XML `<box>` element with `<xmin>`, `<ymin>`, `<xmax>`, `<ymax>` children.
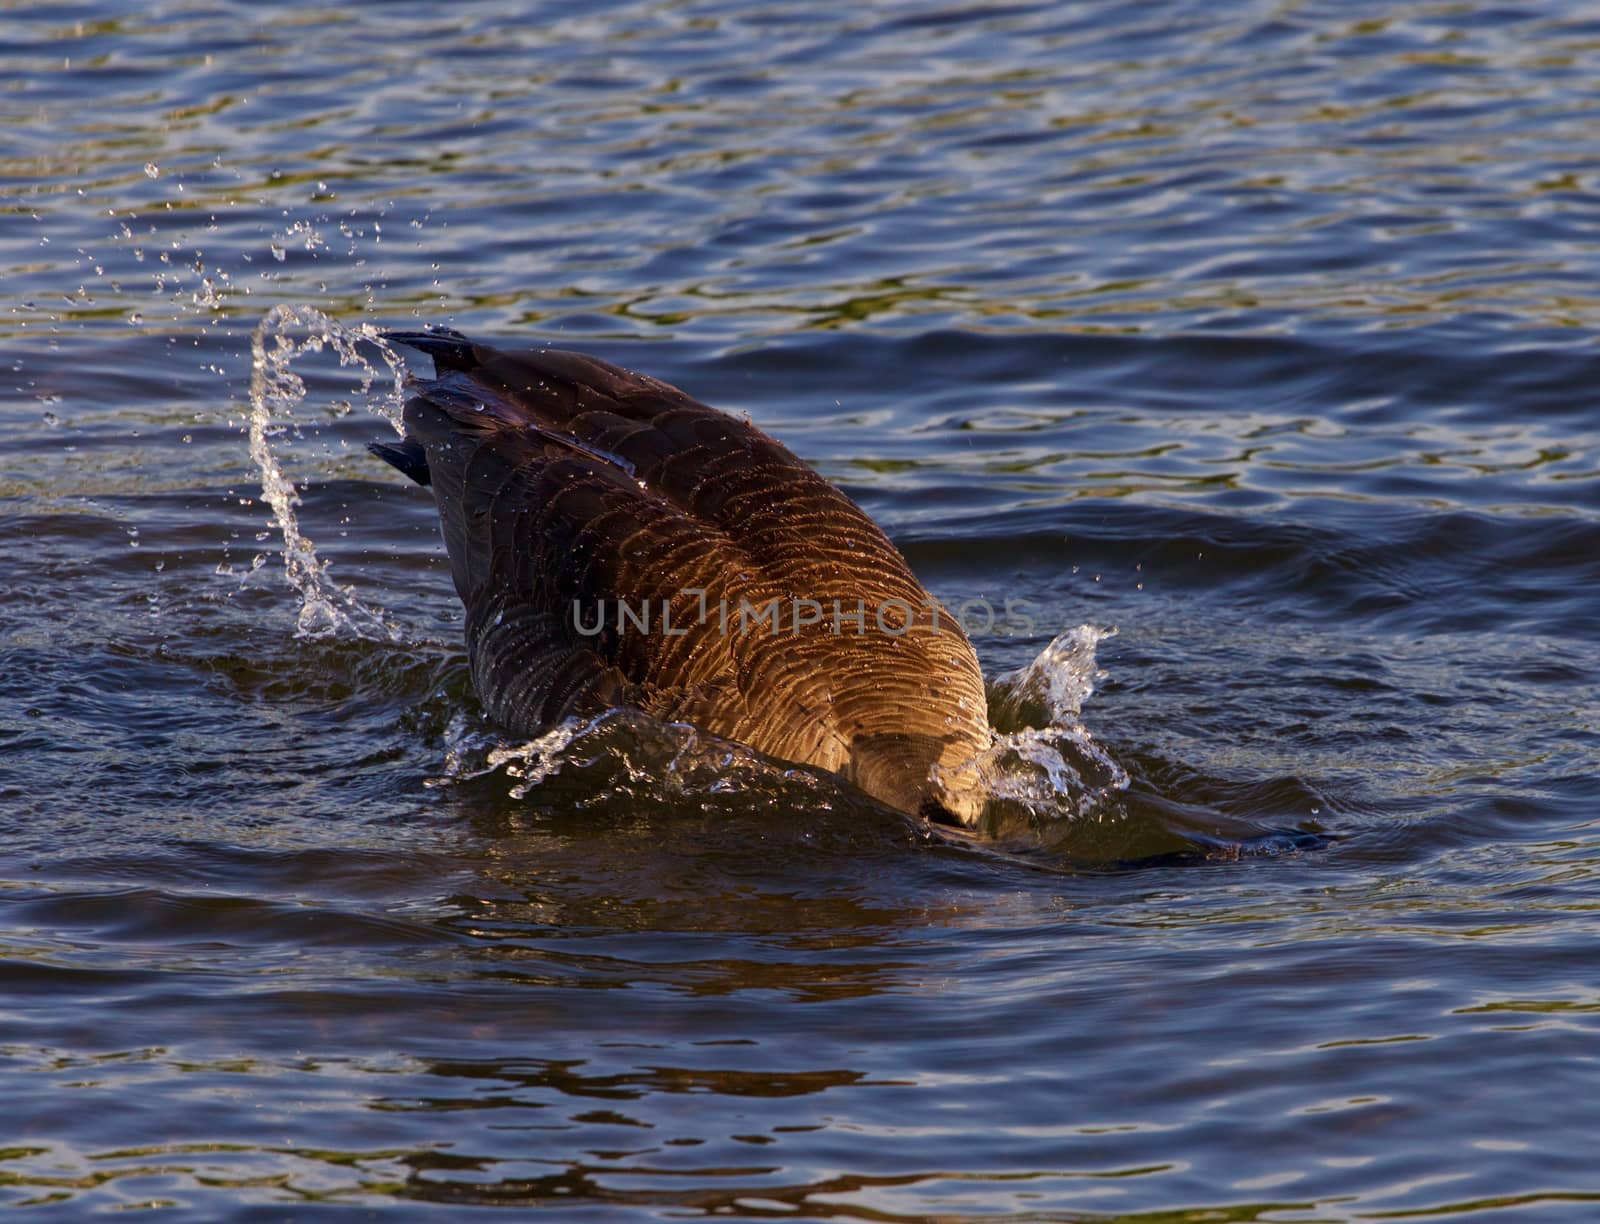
<box><xmin>366</xmin><ymin>438</ymin><xmax>431</xmax><ymax>486</ymax></box>
<box><xmin>381</xmin><ymin>327</ymin><xmax>480</xmax><ymax>372</ymax></box>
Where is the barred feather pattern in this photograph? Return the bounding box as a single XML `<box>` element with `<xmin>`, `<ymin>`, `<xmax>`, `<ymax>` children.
<box><xmin>375</xmin><ymin>329</ymin><xmax>991</xmax><ymax>823</ymax></box>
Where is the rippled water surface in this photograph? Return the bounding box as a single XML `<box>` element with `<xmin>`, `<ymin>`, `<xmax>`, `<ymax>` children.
<box><xmin>4</xmin><ymin>1</ymin><xmax>1599</xmax><ymax>1218</ymax></box>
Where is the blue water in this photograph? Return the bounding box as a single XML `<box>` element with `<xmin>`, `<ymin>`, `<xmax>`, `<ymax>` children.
<box><xmin>3</xmin><ymin>1</ymin><xmax>1598</xmax><ymax>1218</ymax></box>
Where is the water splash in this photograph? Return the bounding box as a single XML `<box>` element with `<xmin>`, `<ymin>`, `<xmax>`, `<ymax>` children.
<box><xmin>992</xmin><ymin>624</ymin><xmax>1110</xmax><ymax>727</ymax></box>
<box><xmin>430</xmin><ymin>707</ymin><xmax>847</xmax><ymax>814</ymax></box>
<box><xmin>246</xmin><ymin>304</ymin><xmax>409</xmax><ymax>639</ymax></box>
<box><xmin>432</xmin><ymin>626</ymin><xmax>1127</xmax><ymax>840</ymax></box>
<box><xmin>489</xmin><ymin>733</ymin><xmax>588</xmax><ymax>799</ymax></box>
<box><xmin>943</xmin><ymin>626</ymin><xmax>1130</xmax><ymax>837</ymax></box>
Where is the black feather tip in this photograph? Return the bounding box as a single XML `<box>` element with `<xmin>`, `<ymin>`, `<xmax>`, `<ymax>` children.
<box><xmin>367</xmin><ymin>439</ymin><xmax>432</xmax><ymax>487</ymax></box>
<box><xmin>380</xmin><ymin>327</ymin><xmax>480</xmax><ymax>373</ymax></box>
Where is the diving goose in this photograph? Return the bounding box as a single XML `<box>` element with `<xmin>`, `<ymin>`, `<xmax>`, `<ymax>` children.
<box><xmin>371</xmin><ymin>329</ymin><xmax>991</xmax><ymax>824</ymax></box>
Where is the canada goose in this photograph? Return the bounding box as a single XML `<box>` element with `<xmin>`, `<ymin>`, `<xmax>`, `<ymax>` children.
<box><xmin>371</xmin><ymin>329</ymin><xmax>991</xmax><ymax>825</ymax></box>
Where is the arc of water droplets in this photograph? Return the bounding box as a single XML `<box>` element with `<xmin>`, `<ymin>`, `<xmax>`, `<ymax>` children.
<box><xmin>247</xmin><ymin>303</ymin><xmax>410</xmax><ymax>639</ymax></box>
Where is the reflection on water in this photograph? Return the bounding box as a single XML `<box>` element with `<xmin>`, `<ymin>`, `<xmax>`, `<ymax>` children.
<box><xmin>4</xmin><ymin>0</ymin><xmax>1600</xmax><ymax>1219</ymax></box>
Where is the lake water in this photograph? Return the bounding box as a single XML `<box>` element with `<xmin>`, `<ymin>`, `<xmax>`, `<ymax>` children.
<box><xmin>4</xmin><ymin>1</ymin><xmax>1599</xmax><ymax>1218</ymax></box>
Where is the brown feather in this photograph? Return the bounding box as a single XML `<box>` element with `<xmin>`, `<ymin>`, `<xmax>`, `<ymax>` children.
<box><xmin>373</xmin><ymin>329</ymin><xmax>991</xmax><ymax>823</ymax></box>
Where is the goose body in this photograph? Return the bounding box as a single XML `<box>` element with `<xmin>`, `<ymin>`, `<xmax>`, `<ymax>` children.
<box><xmin>372</xmin><ymin>329</ymin><xmax>991</xmax><ymax>824</ymax></box>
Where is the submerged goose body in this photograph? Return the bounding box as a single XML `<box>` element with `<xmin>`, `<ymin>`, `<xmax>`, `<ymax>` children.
<box><xmin>372</xmin><ymin>329</ymin><xmax>991</xmax><ymax>824</ymax></box>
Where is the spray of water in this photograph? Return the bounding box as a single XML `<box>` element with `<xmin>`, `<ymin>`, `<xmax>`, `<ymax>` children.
<box><xmin>246</xmin><ymin>304</ymin><xmax>409</xmax><ymax>639</ymax></box>
<box><xmin>938</xmin><ymin>626</ymin><xmax>1130</xmax><ymax>834</ymax></box>
<box><xmin>436</xmin><ymin>625</ymin><xmax>1127</xmax><ymax>833</ymax></box>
